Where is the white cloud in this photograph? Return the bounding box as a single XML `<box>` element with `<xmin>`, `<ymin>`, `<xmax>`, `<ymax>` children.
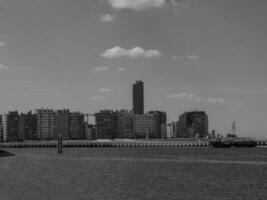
<box><xmin>0</xmin><ymin>41</ymin><xmax>6</xmax><ymax>46</ymax></box>
<box><xmin>185</xmin><ymin>55</ymin><xmax>200</xmax><ymax>60</ymax></box>
<box><xmin>92</xmin><ymin>66</ymin><xmax>109</xmax><ymax>71</ymax></box>
<box><xmin>98</xmin><ymin>88</ymin><xmax>112</xmax><ymax>93</ymax></box>
<box><xmin>100</xmin><ymin>14</ymin><xmax>115</xmax><ymax>22</ymax></box>
<box><xmin>106</xmin><ymin>0</ymin><xmax>165</xmax><ymax>10</ymax></box>
<box><xmin>166</xmin><ymin>92</ymin><xmax>200</xmax><ymax>101</ymax></box>
<box><xmin>88</xmin><ymin>95</ymin><xmax>107</xmax><ymax>101</ymax></box>
<box><xmin>207</xmin><ymin>97</ymin><xmax>227</xmax><ymax>104</ymax></box>
<box><xmin>101</xmin><ymin>46</ymin><xmax>161</xmax><ymax>58</ymax></box>
<box><xmin>117</xmin><ymin>67</ymin><xmax>125</xmax><ymax>71</ymax></box>
<box><xmin>172</xmin><ymin>55</ymin><xmax>183</xmax><ymax>60</ymax></box>
<box><xmin>166</xmin><ymin>92</ymin><xmax>227</xmax><ymax>105</ymax></box>
<box><xmin>0</xmin><ymin>64</ymin><xmax>9</xmax><ymax>70</ymax></box>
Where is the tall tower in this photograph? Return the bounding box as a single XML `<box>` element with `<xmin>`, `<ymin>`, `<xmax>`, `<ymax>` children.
<box><xmin>133</xmin><ymin>80</ymin><xmax>144</xmax><ymax>114</ymax></box>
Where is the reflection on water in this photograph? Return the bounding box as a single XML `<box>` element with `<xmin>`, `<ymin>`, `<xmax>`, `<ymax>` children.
<box><xmin>1</xmin><ymin>148</ymin><xmax>267</xmax><ymax>200</ymax></box>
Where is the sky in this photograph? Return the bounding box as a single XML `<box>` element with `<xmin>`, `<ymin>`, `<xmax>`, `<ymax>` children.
<box><xmin>0</xmin><ymin>0</ymin><xmax>267</xmax><ymax>138</ymax></box>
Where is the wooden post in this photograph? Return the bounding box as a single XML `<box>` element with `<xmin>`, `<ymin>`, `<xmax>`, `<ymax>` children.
<box><xmin>58</xmin><ymin>135</ymin><xmax>63</xmax><ymax>154</ymax></box>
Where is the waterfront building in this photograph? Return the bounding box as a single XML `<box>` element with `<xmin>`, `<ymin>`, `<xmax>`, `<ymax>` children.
<box><xmin>133</xmin><ymin>114</ymin><xmax>159</xmax><ymax>139</ymax></box>
<box><xmin>148</xmin><ymin>111</ymin><xmax>167</xmax><ymax>138</ymax></box>
<box><xmin>118</xmin><ymin>110</ymin><xmax>134</xmax><ymax>138</ymax></box>
<box><xmin>24</xmin><ymin>111</ymin><xmax>38</xmax><ymax>140</ymax></box>
<box><xmin>85</xmin><ymin>124</ymin><xmax>96</xmax><ymax>140</ymax></box>
<box><xmin>167</xmin><ymin>121</ymin><xmax>177</xmax><ymax>138</ymax></box>
<box><xmin>177</xmin><ymin>111</ymin><xmax>208</xmax><ymax>138</ymax></box>
<box><xmin>3</xmin><ymin>111</ymin><xmax>20</xmax><ymax>142</ymax></box>
<box><xmin>68</xmin><ymin>112</ymin><xmax>85</xmax><ymax>139</ymax></box>
<box><xmin>18</xmin><ymin>113</ymin><xmax>26</xmax><ymax>140</ymax></box>
<box><xmin>36</xmin><ymin>109</ymin><xmax>57</xmax><ymax>140</ymax></box>
<box><xmin>0</xmin><ymin>115</ymin><xmax>3</xmax><ymax>142</ymax></box>
<box><xmin>95</xmin><ymin>110</ymin><xmax>119</xmax><ymax>139</ymax></box>
<box><xmin>133</xmin><ymin>80</ymin><xmax>144</xmax><ymax>115</ymax></box>
<box><xmin>56</xmin><ymin>109</ymin><xmax>70</xmax><ymax>139</ymax></box>
<box><xmin>160</xmin><ymin>123</ymin><xmax>167</xmax><ymax>138</ymax></box>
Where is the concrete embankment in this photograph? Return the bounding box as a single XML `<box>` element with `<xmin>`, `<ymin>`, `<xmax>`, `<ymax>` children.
<box><xmin>0</xmin><ymin>140</ymin><xmax>266</xmax><ymax>148</ymax></box>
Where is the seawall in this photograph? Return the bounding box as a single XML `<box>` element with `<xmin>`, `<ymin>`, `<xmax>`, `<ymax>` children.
<box><xmin>0</xmin><ymin>140</ymin><xmax>266</xmax><ymax>148</ymax></box>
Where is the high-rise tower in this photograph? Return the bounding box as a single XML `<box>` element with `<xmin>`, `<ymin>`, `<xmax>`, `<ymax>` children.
<box><xmin>133</xmin><ymin>80</ymin><xmax>144</xmax><ymax>114</ymax></box>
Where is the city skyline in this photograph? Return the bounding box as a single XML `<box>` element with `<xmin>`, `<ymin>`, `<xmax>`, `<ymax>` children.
<box><xmin>0</xmin><ymin>0</ymin><xmax>267</xmax><ymax>138</ymax></box>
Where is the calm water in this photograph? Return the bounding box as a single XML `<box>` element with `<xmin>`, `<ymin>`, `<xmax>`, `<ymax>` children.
<box><xmin>1</xmin><ymin>147</ymin><xmax>267</xmax><ymax>200</ymax></box>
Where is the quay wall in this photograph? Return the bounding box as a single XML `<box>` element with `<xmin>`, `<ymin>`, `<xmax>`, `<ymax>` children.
<box><xmin>0</xmin><ymin>140</ymin><xmax>266</xmax><ymax>148</ymax></box>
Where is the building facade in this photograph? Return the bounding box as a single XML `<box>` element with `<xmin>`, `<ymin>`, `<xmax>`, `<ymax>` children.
<box><xmin>133</xmin><ymin>80</ymin><xmax>144</xmax><ymax>115</ymax></box>
<box><xmin>37</xmin><ymin>109</ymin><xmax>57</xmax><ymax>140</ymax></box>
<box><xmin>133</xmin><ymin>114</ymin><xmax>160</xmax><ymax>139</ymax></box>
<box><xmin>0</xmin><ymin>115</ymin><xmax>3</xmax><ymax>142</ymax></box>
<box><xmin>118</xmin><ymin>111</ymin><xmax>134</xmax><ymax>139</ymax></box>
<box><xmin>148</xmin><ymin>111</ymin><xmax>167</xmax><ymax>138</ymax></box>
<box><xmin>57</xmin><ymin>109</ymin><xmax>70</xmax><ymax>139</ymax></box>
<box><xmin>24</xmin><ymin>111</ymin><xmax>38</xmax><ymax>140</ymax></box>
<box><xmin>3</xmin><ymin>111</ymin><xmax>20</xmax><ymax>142</ymax></box>
<box><xmin>177</xmin><ymin>111</ymin><xmax>208</xmax><ymax>138</ymax></box>
<box><xmin>68</xmin><ymin>112</ymin><xmax>85</xmax><ymax>139</ymax></box>
<box><xmin>95</xmin><ymin>110</ymin><xmax>119</xmax><ymax>139</ymax></box>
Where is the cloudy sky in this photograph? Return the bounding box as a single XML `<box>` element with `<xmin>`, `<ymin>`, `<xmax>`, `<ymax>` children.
<box><xmin>0</xmin><ymin>0</ymin><xmax>267</xmax><ymax>138</ymax></box>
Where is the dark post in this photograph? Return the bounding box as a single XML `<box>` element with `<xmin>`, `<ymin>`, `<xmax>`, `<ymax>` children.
<box><xmin>58</xmin><ymin>135</ymin><xmax>63</xmax><ymax>153</ymax></box>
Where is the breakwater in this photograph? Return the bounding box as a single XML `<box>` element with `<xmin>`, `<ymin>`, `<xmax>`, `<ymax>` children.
<box><xmin>0</xmin><ymin>140</ymin><xmax>266</xmax><ymax>148</ymax></box>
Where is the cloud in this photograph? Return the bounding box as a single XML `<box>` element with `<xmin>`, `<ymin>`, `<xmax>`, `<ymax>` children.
<box><xmin>166</xmin><ymin>92</ymin><xmax>200</xmax><ymax>101</ymax></box>
<box><xmin>166</xmin><ymin>92</ymin><xmax>227</xmax><ymax>105</ymax></box>
<box><xmin>88</xmin><ymin>95</ymin><xmax>107</xmax><ymax>101</ymax></box>
<box><xmin>100</xmin><ymin>14</ymin><xmax>115</xmax><ymax>22</ymax></box>
<box><xmin>92</xmin><ymin>66</ymin><xmax>109</xmax><ymax>72</ymax></box>
<box><xmin>172</xmin><ymin>55</ymin><xmax>183</xmax><ymax>60</ymax></box>
<box><xmin>117</xmin><ymin>67</ymin><xmax>125</xmax><ymax>71</ymax></box>
<box><xmin>98</xmin><ymin>88</ymin><xmax>112</xmax><ymax>93</ymax></box>
<box><xmin>106</xmin><ymin>0</ymin><xmax>165</xmax><ymax>10</ymax></box>
<box><xmin>185</xmin><ymin>55</ymin><xmax>200</xmax><ymax>60</ymax></box>
<box><xmin>0</xmin><ymin>41</ymin><xmax>6</xmax><ymax>46</ymax></box>
<box><xmin>0</xmin><ymin>64</ymin><xmax>8</xmax><ymax>70</ymax></box>
<box><xmin>101</xmin><ymin>46</ymin><xmax>161</xmax><ymax>58</ymax></box>
<box><xmin>207</xmin><ymin>98</ymin><xmax>227</xmax><ymax>104</ymax></box>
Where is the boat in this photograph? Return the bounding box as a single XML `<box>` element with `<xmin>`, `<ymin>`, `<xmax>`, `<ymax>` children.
<box><xmin>210</xmin><ymin>137</ymin><xmax>257</xmax><ymax>148</ymax></box>
<box><xmin>232</xmin><ymin>137</ymin><xmax>257</xmax><ymax>147</ymax></box>
<box><xmin>210</xmin><ymin>121</ymin><xmax>257</xmax><ymax>148</ymax></box>
<box><xmin>210</xmin><ymin>139</ymin><xmax>232</xmax><ymax>148</ymax></box>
